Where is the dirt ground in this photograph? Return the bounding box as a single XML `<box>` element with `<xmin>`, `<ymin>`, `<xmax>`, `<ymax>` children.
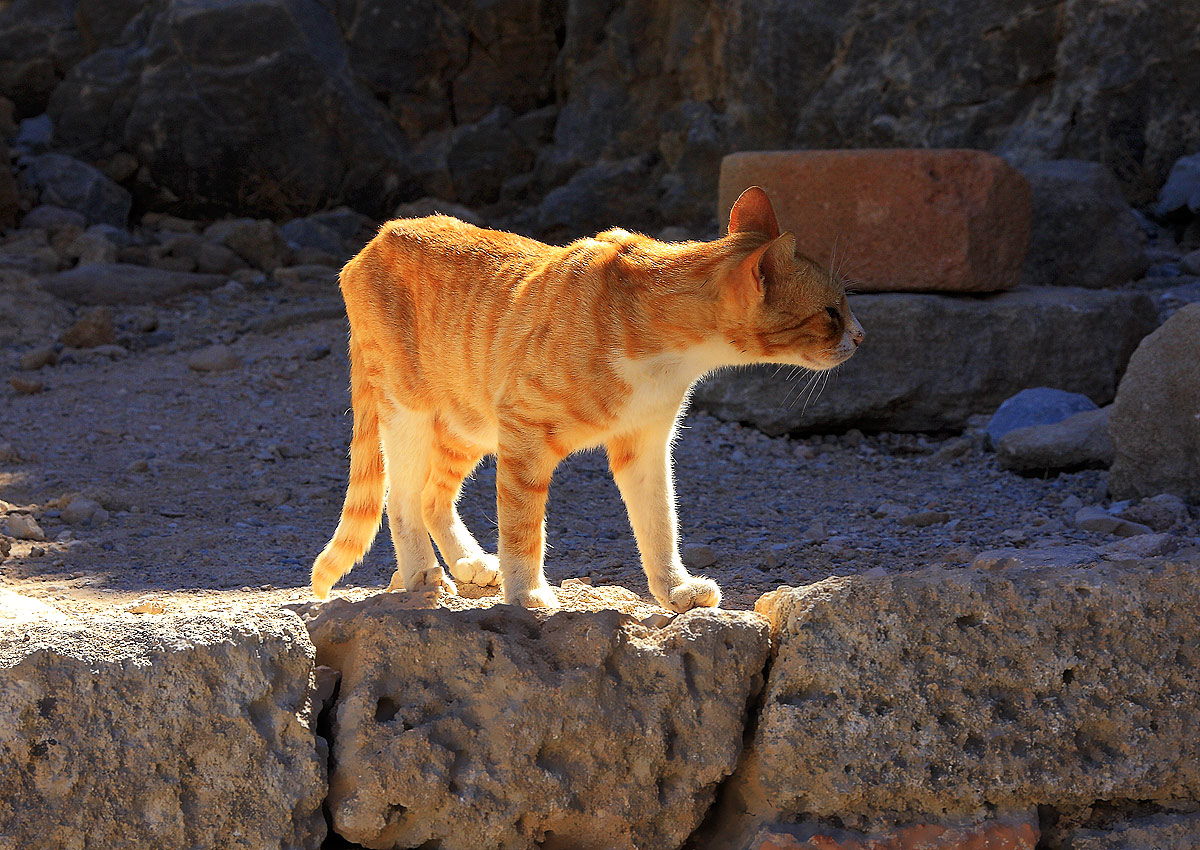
<box><xmin>3</xmin><ymin>282</ymin><xmax>1198</xmax><ymax>618</ymax></box>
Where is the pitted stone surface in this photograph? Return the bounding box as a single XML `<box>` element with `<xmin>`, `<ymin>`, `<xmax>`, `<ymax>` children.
<box><xmin>751</xmin><ymin>561</ymin><xmax>1200</xmax><ymax>825</ymax></box>
<box><xmin>0</xmin><ymin>607</ymin><xmax>326</xmax><ymax>849</ymax></box>
<box><xmin>303</xmin><ymin>585</ymin><xmax>770</xmax><ymax>850</ymax></box>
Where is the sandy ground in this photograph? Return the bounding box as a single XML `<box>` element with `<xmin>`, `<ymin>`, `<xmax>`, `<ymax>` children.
<box><xmin>3</xmin><ymin>283</ymin><xmax>1198</xmax><ymax>618</ymax></box>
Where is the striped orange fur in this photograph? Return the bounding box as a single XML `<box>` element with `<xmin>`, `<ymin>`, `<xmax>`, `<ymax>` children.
<box><xmin>312</xmin><ymin>187</ymin><xmax>865</xmax><ymax>610</ymax></box>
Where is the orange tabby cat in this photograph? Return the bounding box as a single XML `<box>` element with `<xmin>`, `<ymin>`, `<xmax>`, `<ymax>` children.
<box><xmin>312</xmin><ymin>187</ymin><xmax>864</xmax><ymax>610</ymax></box>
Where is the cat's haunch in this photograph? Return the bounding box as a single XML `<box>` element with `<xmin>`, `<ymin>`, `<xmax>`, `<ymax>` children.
<box><xmin>312</xmin><ymin>186</ymin><xmax>864</xmax><ymax>610</ymax></box>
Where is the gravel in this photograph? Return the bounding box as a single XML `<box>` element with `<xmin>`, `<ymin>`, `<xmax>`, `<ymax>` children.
<box><xmin>2</xmin><ymin>286</ymin><xmax>1198</xmax><ymax>615</ymax></box>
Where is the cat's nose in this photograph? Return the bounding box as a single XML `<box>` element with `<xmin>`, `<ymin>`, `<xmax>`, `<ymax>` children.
<box><xmin>849</xmin><ymin>318</ymin><xmax>865</xmax><ymax>347</ymax></box>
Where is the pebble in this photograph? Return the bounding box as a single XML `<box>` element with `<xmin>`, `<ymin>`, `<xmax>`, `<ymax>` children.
<box><xmin>3</xmin><ymin>514</ymin><xmax>45</xmax><ymax>541</ymax></box>
<box><xmin>19</xmin><ymin>346</ymin><xmax>58</xmax><ymax>371</ymax></box>
<box><xmin>1061</xmin><ymin>494</ymin><xmax>1084</xmax><ymax>511</ymax></box>
<box><xmin>802</xmin><ymin>519</ymin><xmax>827</xmax><ymax>540</ymax></box>
<box><xmin>187</xmin><ymin>344</ymin><xmax>241</xmax><ymax>372</ymax></box>
<box><xmin>681</xmin><ymin>543</ymin><xmax>717</xmax><ymax>569</ymax></box>
<box><xmin>1118</xmin><ymin>493</ymin><xmax>1190</xmax><ymax>532</ymax></box>
<box><xmin>125</xmin><ymin>599</ymin><xmax>167</xmax><ymax>614</ymax></box>
<box><xmin>900</xmin><ymin>510</ymin><xmax>950</xmax><ymax>527</ymax></box>
<box><xmin>10</xmin><ymin>375</ymin><xmax>45</xmax><ymax>395</ymax></box>
<box><xmin>304</xmin><ymin>345</ymin><xmax>332</xmax><ymax>361</ymax></box>
<box><xmin>62</xmin><ymin>306</ymin><xmax>116</xmax><ymax>349</ymax></box>
<box><xmin>872</xmin><ymin>502</ymin><xmax>909</xmax><ymax>519</ymax></box>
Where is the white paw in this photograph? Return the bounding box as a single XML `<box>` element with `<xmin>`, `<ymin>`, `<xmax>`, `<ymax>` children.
<box><xmin>665</xmin><ymin>576</ymin><xmax>721</xmax><ymax>613</ymax></box>
<box><xmin>506</xmin><ymin>585</ymin><xmax>559</xmax><ymax>609</ymax></box>
<box><xmin>450</xmin><ymin>553</ymin><xmax>501</xmax><ymax>587</ymax></box>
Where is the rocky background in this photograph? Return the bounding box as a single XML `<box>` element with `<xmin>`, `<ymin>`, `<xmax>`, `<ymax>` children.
<box><xmin>1</xmin><ymin>0</ymin><xmax>1199</xmax><ymax>240</ymax></box>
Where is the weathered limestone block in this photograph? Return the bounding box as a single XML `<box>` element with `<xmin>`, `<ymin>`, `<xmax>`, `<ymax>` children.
<box><xmin>693</xmin><ymin>287</ymin><xmax>1155</xmax><ymax>434</ymax></box>
<box><xmin>303</xmin><ymin>585</ymin><xmax>771</xmax><ymax>850</ymax></box>
<box><xmin>0</xmin><ymin>608</ymin><xmax>327</xmax><ymax>849</ymax></box>
<box><xmin>1108</xmin><ymin>303</ymin><xmax>1200</xmax><ymax>502</ymax></box>
<box><xmin>751</xmin><ymin>561</ymin><xmax>1200</xmax><ymax>825</ymax></box>
<box><xmin>718</xmin><ymin>150</ymin><xmax>1031</xmax><ymax>292</ymax></box>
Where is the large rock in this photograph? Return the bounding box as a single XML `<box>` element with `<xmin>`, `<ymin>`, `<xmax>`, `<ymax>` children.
<box><xmin>38</xmin><ymin>263</ymin><xmax>227</xmax><ymax>305</ymax></box>
<box><xmin>693</xmin><ymin>287</ymin><xmax>1156</xmax><ymax>434</ymax></box>
<box><xmin>302</xmin><ymin>584</ymin><xmax>770</xmax><ymax>850</ymax></box>
<box><xmin>21</xmin><ymin>153</ymin><xmax>131</xmax><ymax>228</ymax></box>
<box><xmin>0</xmin><ymin>608</ymin><xmax>327</xmax><ymax>849</ymax></box>
<box><xmin>1019</xmin><ymin>160</ymin><xmax>1147</xmax><ymax>289</ymax></box>
<box><xmin>1156</xmin><ymin>152</ymin><xmax>1200</xmax><ymax>217</ymax></box>
<box><xmin>1108</xmin><ymin>303</ymin><xmax>1200</xmax><ymax>501</ymax></box>
<box><xmin>718</xmin><ymin>150</ymin><xmax>1031</xmax><ymax>292</ymax></box>
<box><xmin>749</xmin><ymin>560</ymin><xmax>1200</xmax><ymax>825</ymax></box>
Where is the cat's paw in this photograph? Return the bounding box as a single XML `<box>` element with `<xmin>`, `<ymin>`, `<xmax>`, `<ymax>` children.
<box><xmin>507</xmin><ymin>585</ymin><xmax>560</xmax><ymax>609</ymax></box>
<box><xmin>389</xmin><ymin>566</ymin><xmax>458</xmax><ymax>599</ymax></box>
<box><xmin>450</xmin><ymin>553</ymin><xmax>501</xmax><ymax>587</ymax></box>
<box><xmin>665</xmin><ymin>576</ymin><xmax>722</xmax><ymax>613</ymax></box>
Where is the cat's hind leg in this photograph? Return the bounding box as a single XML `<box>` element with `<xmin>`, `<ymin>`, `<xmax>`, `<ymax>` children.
<box><xmin>421</xmin><ymin>419</ymin><xmax>500</xmax><ymax>588</ymax></box>
<box><xmin>379</xmin><ymin>408</ymin><xmax>457</xmax><ymax>599</ymax></box>
<box><xmin>608</xmin><ymin>421</ymin><xmax>722</xmax><ymax>613</ymax></box>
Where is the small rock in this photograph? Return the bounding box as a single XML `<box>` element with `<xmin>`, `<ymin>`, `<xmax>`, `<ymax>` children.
<box><xmin>1062</xmin><ymin>494</ymin><xmax>1084</xmax><ymax>511</ymax></box>
<box><xmin>1000</xmin><ymin>528</ymin><xmax>1028</xmax><ymax>543</ymax></box>
<box><xmin>187</xmin><ymin>344</ymin><xmax>241</xmax><ymax>372</ymax></box>
<box><xmin>3</xmin><ymin>514</ymin><xmax>45</xmax><ymax>541</ymax></box>
<box><xmin>1182</xmin><ymin>249</ymin><xmax>1200</xmax><ymax>276</ymax></box>
<box><xmin>1102</xmin><ymin>533</ymin><xmax>1180</xmax><ymax>559</ymax></box>
<box><xmin>1118</xmin><ymin>493</ymin><xmax>1191</xmax><ymax>532</ymax></box>
<box><xmin>802</xmin><ymin>519</ymin><xmax>827</xmax><ymax>540</ymax></box>
<box><xmin>0</xmin><ymin>442</ymin><xmax>21</xmax><ymax>463</ymax></box>
<box><xmin>985</xmin><ymin>387</ymin><xmax>1098</xmax><ymax>447</ymax></box>
<box><xmin>66</xmin><ymin>231</ymin><xmax>118</xmax><ymax>265</ymax></box>
<box><xmin>996</xmin><ymin>407</ymin><xmax>1114</xmax><ymax>473</ymax></box>
<box><xmin>21</xmin><ymin>204</ymin><xmax>86</xmax><ymax>233</ymax></box>
<box><xmin>125</xmin><ymin>599</ymin><xmax>167</xmax><ymax>614</ymax></box>
<box><xmin>938</xmin><ymin>544</ymin><xmax>975</xmax><ymax>564</ymax></box>
<box><xmin>126</xmin><ymin>459</ymin><xmax>149</xmax><ymax>473</ymax></box>
<box><xmin>10</xmin><ymin>375</ymin><xmax>44</xmax><ymax>395</ymax></box>
<box><xmin>1156</xmin><ymin>152</ymin><xmax>1200</xmax><ymax>217</ymax></box>
<box><xmin>1074</xmin><ymin>506</ymin><xmax>1154</xmax><ymax>538</ymax></box>
<box><xmin>872</xmin><ymin>502</ymin><xmax>909</xmax><ymax>519</ymax></box>
<box><xmin>18</xmin><ymin>346</ymin><xmax>57</xmax><ymax>370</ymax></box>
<box><xmin>303</xmin><ymin>345</ymin><xmax>331</xmax><ymax>361</ymax></box>
<box><xmin>931</xmin><ymin>437</ymin><xmax>972</xmax><ymax>463</ymax></box>
<box><xmin>61</xmin><ymin>497</ymin><xmax>105</xmax><ymax>526</ymax></box>
<box><xmin>682</xmin><ymin>543</ymin><xmax>718</xmax><ymax>569</ymax></box>
<box><xmin>900</xmin><ymin>510</ymin><xmax>950</xmax><ymax>527</ymax></box>
<box><xmin>61</xmin><ymin>306</ymin><xmax>116</xmax><ymax>348</ymax></box>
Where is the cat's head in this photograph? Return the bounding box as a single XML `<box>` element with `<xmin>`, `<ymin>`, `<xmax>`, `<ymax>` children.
<box><xmin>718</xmin><ymin>186</ymin><xmax>864</xmax><ymax>370</ymax></box>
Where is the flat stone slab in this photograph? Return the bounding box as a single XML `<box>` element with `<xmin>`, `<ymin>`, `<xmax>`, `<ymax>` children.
<box><xmin>693</xmin><ymin>287</ymin><xmax>1156</xmax><ymax>434</ymax></box>
<box><xmin>750</xmin><ymin>559</ymin><xmax>1200</xmax><ymax>825</ymax></box>
<box><xmin>719</xmin><ymin>150</ymin><xmax>1030</xmax><ymax>292</ymax></box>
<box><xmin>0</xmin><ymin>607</ymin><xmax>326</xmax><ymax>849</ymax></box>
<box><xmin>301</xmin><ymin>584</ymin><xmax>770</xmax><ymax>850</ymax></box>
<box><xmin>38</xmin><ymin>262</ymin><xmax>228</xmax><ymax>304</ymax></box>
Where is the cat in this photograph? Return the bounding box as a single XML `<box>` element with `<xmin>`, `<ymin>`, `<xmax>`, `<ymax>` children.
<box><xmin>311</xmin><ymin>186</ymin><xmax>864</xmax><ymax>611</ymax></box>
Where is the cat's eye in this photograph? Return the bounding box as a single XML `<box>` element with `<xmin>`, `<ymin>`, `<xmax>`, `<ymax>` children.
<box><xmin>825</xmin><ymin>306</ymin><xmax>840</xmax><ymax>322</ymax></box>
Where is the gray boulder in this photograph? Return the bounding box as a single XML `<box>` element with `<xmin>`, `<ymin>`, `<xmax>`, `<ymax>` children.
<box><xmin>749</xmin><ymin>560</ymin><xmax>1200</xmax><ymax>825</ymax></box>
<box><xmin>38</xmin><ymin>263</ymin><xmax>227</xmax><ymax>305</ymax></box>
<box><xmin>996</xmin><ymin>407</ymin><xmax>1113</xmax><ymax>473</ymax></box>
<box><xmin>301</xmin><ymin>584</ymin><xmax>770</xmax><ymax>850</ymax></box>
<box><xmin>537</xmin><ymin>156</ymin><xmax>658</xmax><ymax>243</ymax></box>
<box><xmin>1156</xmin><ymin>152</ymin><xmax>1200</xmax><ymax>217</ymax></box>
<box><xmin>694</xmin><ymin>287</ymin><xmax>1156</xmax><ymax>434</ymax></box>
<box><xmin>1020</xmin><ymin>160</ymin><xmax>1147</xmax><ymax>289</ymax></box>
<box><xmin>0</xmin><ymin>608</ymin><xmax>327</xmax><ymax>849</ymax></box>
<box><xmin>21</xmin><ymin>153</ymin><xmax>131</xmax><ymax>228</ymax></box>
<box><xmin>985</xmin><ymin>387</ymin><xmax>1099</xmax><ymax>446</ymax></box>
<box><xmin>1109</xmin><ymin>303</ymin><xmax>1200</xmax><ymax>501</ymax></box>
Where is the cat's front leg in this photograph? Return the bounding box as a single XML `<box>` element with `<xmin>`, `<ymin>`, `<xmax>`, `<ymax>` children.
<box><xmin>496</xmin><ymin>430</ymin><xmax>560</xmax><ymax>608</ymax></box>
<box><xmin>607</xmin><ymin>421</ymin><xmax>722</xmax><ymax>613</ymax></box>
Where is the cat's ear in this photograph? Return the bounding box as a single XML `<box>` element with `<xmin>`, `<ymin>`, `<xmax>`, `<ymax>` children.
<box><xmin>728</xmin><ymin>186</ymin><xmax>780</xmax><ymax>240</ymax></box>
<box><xmin>734</xmin><ymin>231</ymin><xmax>796</xmax><ymax>303</ymax></box>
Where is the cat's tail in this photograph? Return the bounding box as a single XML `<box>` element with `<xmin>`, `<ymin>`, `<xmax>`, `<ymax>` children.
<box><xmin>311</xmin><ymin>339</ymin><xmax>385</xmax><ymax>598</ymax></box>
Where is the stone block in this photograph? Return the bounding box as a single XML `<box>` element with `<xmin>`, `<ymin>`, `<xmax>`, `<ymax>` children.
<box><xmin>0</xmin><ymin>608</ymin><xmax>327</xmax><ymax>849</ymax></box>
<box><xmin>1108</xmin><ymin>303</ymin><xmax>1200</xmax><ymax>502</ymax></box>
<box><xmin>996</xmin><ymin>407</ymin><xmax>1114</xmax><ymax>473</ymax></box>
<box><xmin>718</xmin><ymin>150</ymin><xmax>1030</xmax><ymax>292</ymax></box>
<box><xmin>37</xmin><ymin>263</ymin><xmax>227</xmax><ymax>305</ymax></box>
<box><xmin>301</xmin><ymin>584</ymin><xmax>770</xmax><ymax>850</ymax></box>
<box><xmin>750</xmin><ymin>560</ymin><xmax>1200</xmax><ymax>825</ymax></box>
<box><xmin>693</xmin><ymin>287</ymin><xmax>1155</xmax><ymax>434</ymax></box>
<box><xmin>750</xmin><ymin>814</ymin><xmax>1039</xmax><ymax>850</ymax></box>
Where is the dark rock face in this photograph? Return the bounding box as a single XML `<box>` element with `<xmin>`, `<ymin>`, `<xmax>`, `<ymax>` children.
<box><xmin>6</xmin><ymin>0</ymin><xmax>1199</xmax><ymax>233</ymax></box>
<box><xmin>21</xmin><ymin>152</ymin><xmax>131</xmax><ymax>227</ymax></box>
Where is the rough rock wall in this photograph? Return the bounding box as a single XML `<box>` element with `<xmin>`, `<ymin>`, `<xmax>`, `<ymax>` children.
<box><xmin>2</xmin><ymin>0</ymin><xmax>1197</xmax><ymax>234</ymax></box>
